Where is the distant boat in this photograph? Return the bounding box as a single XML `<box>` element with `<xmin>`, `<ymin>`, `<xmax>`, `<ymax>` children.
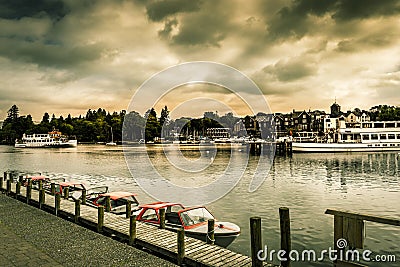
<box><xmin>15</xmin><ymin>130</ymin><xmax>77</xmax><ymax>148</ymax></box>
<box><xmin>106</xmin><ymin>127</ymin><xmax>117</xmax><ymax>146</ymax></box>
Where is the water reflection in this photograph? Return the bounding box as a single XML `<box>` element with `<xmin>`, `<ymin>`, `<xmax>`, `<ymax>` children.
<box><xmin>0</xmin><ymin>145</ymin><xmax>399</xmax><ymax>266</ymax></box>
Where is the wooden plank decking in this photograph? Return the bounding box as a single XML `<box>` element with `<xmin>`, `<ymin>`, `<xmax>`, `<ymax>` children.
<box><xmin>1</xmin><ymin>179</ymin><xmax>277</xmax><ymax>267</ymax></box>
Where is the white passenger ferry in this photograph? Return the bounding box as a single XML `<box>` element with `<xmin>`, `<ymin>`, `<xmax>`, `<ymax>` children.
<box><xmin>293</xmin><ymin>121</ymin><xmax>400</xmax><ymax>152</ymax></box>
<box><xmin>15</xmin><ymin>130</ymin><xmax>77</xmax><ymax>148</ymax></box>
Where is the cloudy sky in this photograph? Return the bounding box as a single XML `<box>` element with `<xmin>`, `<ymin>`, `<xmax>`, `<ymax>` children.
<box><xmin>1</xmin><ymin>0</ymin><xmax>400</xmax><ymax>120</ymax></box>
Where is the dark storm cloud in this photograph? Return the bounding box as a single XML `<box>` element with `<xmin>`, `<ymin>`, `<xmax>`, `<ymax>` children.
<box><xmin>0</xmin><ymin>0</ymin><xmax>68</xmax><ymax>20</ymax></box>
<box><xmin>145</xmin><ymin>0</ymin><xmax>202</xmax><ymax>22</ymax></box>
<box><xmin>0</xmin><ymin>38</ymin><xmax>104</xmax><ymax>68</ymax></box>
<box><xmin>266</xmin><ymin>0</ymin><xmax>400</xmax><ymax>40</ymax></box>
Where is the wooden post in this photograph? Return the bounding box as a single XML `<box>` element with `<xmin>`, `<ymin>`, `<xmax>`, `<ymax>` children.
<box><xmin>55</xmin><ymin>193</ymin><xmax>61</xmax><ymax>216</ymax></box>
<box><xmin>19</xmin><ymin>175</ymin><xmax>23</xmax><ymax>183</ymax></box>
<box><xmin>129</xmin><ymin>215</ymin><xmax>137</xmax><ymax>246</ymax></box>
<box><xmin>0</xmin><ymin>176</ymin><xmax>3</xmax><ymax>192</ymax></box>
<box><xmin>207</xmin><ymin>219</ymin><xmax>215</xmax><ymax>245</ymax></box>
<box><xmin>16</xmin><ymin>182</ymin><xmax>21</xmax><ymax>198</ymax></box>
<box><xmin>159</xmin><ymin>208</ymin><xmax>166</xmax><ymax>229</ymax></box>
<box><xmin>38</xmin><ymin>180</ymin><xmax>43</xmax><ymax>190</ymax></box>
<box><xmin>39</xmin><ymin>189</ymin><xmax>45</xmax><ymax>209</ymax></box>
<box><xmin>74</xmin><ymin>199</ymin><xmax>80</xmax><ymax>223</ymax></box>
<box><xmin>105</xmin><ymin>195</ymin><xmax>111</xmax><ymax>212</ymax></box>
<box><xmin>26</xmin><ymin>181</ymin><xmax>32</xmax><ymax>204</ymax></box>
<box><xmin>334</xmin><ymin>215</ymin><xmax>344</xmax><ymax>260</ymax></box>
<box><xmin>63</xmin><ymin>187</ymin><xmax>69</xmax><ymax>200</ymax></box>
<box><xmin>279</xmin><ymin>207</ymin><xmax>291</xmax><ymax>267</ymax></box>
<box><xmin>250</xmin><ymin>217</ymin><xmax>263</xmax><ymax>267</ymax></box>
<box><xmin>3</xmin><ymin>171</ymin><xmax>6</xmax><ymax>181</ymax></box>
<box><xmin>81</xmin><ymin>189</ymin><xmax>86</xmax><ymax>205</ymax></box>
<box><xmin>177</xmin><ymin>228</ymin><xmax>185</xmax><ymax>265</ymax></box>
<box><xmin>6</xmin><ymin>179</ymin><xmax>11</xmax><ymax>195</ymax></box>
<box><xmin>126</xmin><ymin>200</ymin><xmax>131</xmax><ymax>219</ymax></box>
<box><xmin>97</xmin><ymin>206</ymin><xmax>104</xmax><ymax>232</ymax></box>
<box><xmin>50</xmin><ymin>183</ymin><xmax>55</xmax><ymax>195</ymax></box>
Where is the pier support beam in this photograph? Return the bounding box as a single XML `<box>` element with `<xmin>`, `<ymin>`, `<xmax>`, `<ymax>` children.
<box><xmin>279</xmin><ymin>207</ymin><xmax>291</xmax><ymax>267</ymax></box>
<box><xmin>26</xmin><ymin>179</ymin><xmax>32</xmax><ymax>204</ymax></box>
<box><xmin>50</xmin><ymin>183</ymin><xmax>55</xmax><ymax>196</ymax></box>
<box><xmin>39</xmin><ymin>189</ymin><xmax>45</xmax><ymax>209</ymax></box>
<box><xmin>177</xmin><ymin>228</ymin><xmax>185</xmax><ymax>266</ymax></box>
<box><xmin>74</xmin><ymin>199</ymin><xmax>80</xmax><ymax>223</ymax></box>
<box><xmin>97</xmin><ymin>206</ymin><xmax>104</xmax><ymax>233</ymax></box>
<box><xmin>16</xmin><ymin>182</ymin><xmax>21</xmax><ymax>199</ymax></box>
<box><xmin>63</xmin><ymin>187</ymin><xmax>69</xmax><ymax>200</ymax></box>
<box><xmin>159</xmin><ymin>208</ymin><xmax>166</xmax><ymax>229</ymax></box>
<box><xmin>6</xmin><ymin>179</ymin><xmax>11</xmax><ymax>196</ymax></box>
<box><xmin>250</xmin><ymin>217</ymin><xmax>263</xmax><ymax>267</ymax></box>
<box><xmin>207</xmin><ymin>219</ymin><xmax>215</xmax><ymax>245</ymax></box>
<box><xmin>126</xmin><ymin>200</ymin><xmax>131</xmax><ymax>219</ymax></box>
<box><xmin>105</xmin><ymin>195</ymin><xmax>111</xmax><ymax>212</ymax></box>
<box><xmin>55</xmin><ymin>194</ymin><xmax>61</xmax><ymax>216</ymax></box>
<box><xmin>129</xmin><ymin>215</ymin><xmax>137</xmax><ymax>246</ymax></box>
<box><xmin>81</xmin><ymin>189</ymin><xmax>86</xmax><ymax>205</ymax></box>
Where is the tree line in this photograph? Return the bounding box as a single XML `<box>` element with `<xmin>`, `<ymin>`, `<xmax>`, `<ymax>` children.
<box><xmin>0</xmin><ymin>105</ymin><xmax>237</xmax><ymax>145</ymax></box>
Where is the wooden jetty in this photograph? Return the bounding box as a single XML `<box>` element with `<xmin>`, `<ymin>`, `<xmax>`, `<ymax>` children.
<box><xmin>247</xmin><ymin>141</ymin><xmax>292</xmax><ymax>156</ymax></box>
<box><xmin>1</xmin><ymin>172</ymin><xmax>277</xmax><ymax>267</ymax></box>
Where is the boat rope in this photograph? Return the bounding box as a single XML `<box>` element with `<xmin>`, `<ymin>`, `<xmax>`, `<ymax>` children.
<box><xmin>206</xmin><ymin>228</ymin><xmax>215</xmax><ymax>242</ymax></box>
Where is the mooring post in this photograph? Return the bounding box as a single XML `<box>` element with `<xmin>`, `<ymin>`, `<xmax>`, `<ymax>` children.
<box><xmin>129</xmin><ymin>215</ymin><xmax>137</xmax><ymax>246</ymax></box>
<box><xmin>63</xmin><ymin>187</ymin><xmax>69</xmax><ymax>200</ymax></box>
<box><xmin>18</xmin><ymin>175</ymin><xmax>23</xmax><ymax>183</ymax></box>
<box><xmin>177</xmin><ymin>227</ymin><xmax>185</xmax><ymax>265</ymax></box>
<box><xmin>39</xmin><ymin>189</ymin><xmax>45</xmax><ymax>209</ymax></box>
<box><xmin>38</xmin><ymin>179</ymin><xmax>43</xmax><ymax>190</ymax></box>
<box><xmin>50</xmin><ymin>183</ymin><xmax>55</xmax><ymax>195</ymax></box>
<box><xmin>250</xmin><ymin>217</ymin><xmax>263</xmax><ymax>267</ymax></box>
<box><xmin>55</xmin><ymin>193</ymin><xmax>61</xmax><ymax>216</ymax></box>
<box><xmin>81</xmin><ymin>189</ymin><xmax>86</xmax><ymax>205</ymax></box>
<box><xmin>105</xmin><ymin>195</ymin><xmax>111</xmax><ymax>212</ymax></box>
<box><xmin>159</xmin><ymin>208</ymin><xmax>166</xmax><ymax>229</ymax></box>
<box><xmin>26</xmin><ymin>180</ymin><xmax>32</xmax><ymax>204</ymax></box>
<box><xmin>207</xmin><ymin>219</ymin><xmax>215</xmax><ymax>245</ymax></box>
<box><xmin>16</xmin><ymin>181</ymin><xmax>21</xmax><ymax>198</ymax></box>
<box><xmin>279</xmin><ymin>207</ymin><xmax>291</xmax><ymax>267</ymax></box>
<box><xmin>74</xmin><ymin>199</ymin><xmax>80</xmax><ymax>223</ymax></box>
<box><xmin>6</xmin><ymin>179</ymin><xmax>11</xmax><ymax>195</ymax></box>
<box><xmin>0</xmin><ymin>176</ymin><xmax>3</xmax><ymax>193</ymax></box>
<box><xmin>3</xmin><ymin>171</ymin><xmax>6</xmax><ymax>181</ymax></box>
<box><xmin>97</xmin><ymin>206</ymin><xmax>104</xmax><ymax>233</ymax></box>
<box><xmin>126</xmin><ymin>200</ymin><xmax>131</xmax><ymax>219</ymax></box>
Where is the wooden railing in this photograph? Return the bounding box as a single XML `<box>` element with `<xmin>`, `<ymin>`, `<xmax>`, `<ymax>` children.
<box><xmin>325</xmin><ymin>209</ymin><xmax>399</xmax><ymax>267</ymax></box>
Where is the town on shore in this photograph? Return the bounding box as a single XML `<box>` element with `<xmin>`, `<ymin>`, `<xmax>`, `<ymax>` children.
<box><xmin>0</xmin><ymin>102</ymin><xmax>399</xmax><ymax>145</ymax></box>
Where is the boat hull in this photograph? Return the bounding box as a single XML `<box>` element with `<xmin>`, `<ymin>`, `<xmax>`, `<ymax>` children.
<box><xmin>293</xmin><ymin>142</ymin><xmax>400</xmax><ymax>153</ymax></box>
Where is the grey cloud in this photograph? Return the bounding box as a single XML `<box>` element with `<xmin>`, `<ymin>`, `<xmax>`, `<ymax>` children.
<box><xmin>266</xmin><ymin>0</ymin><xmax>400</xmax><ymax>41</ymax></box>
<box><xmin>262</xmin><ymin>57</ymin><xmax>317</xmax><ymax>82</ymax></box>
<box><xmin>0</xmin><ymin>0</ymin><xmax>68</xmax><ymax>20</ymax></box>
<box><xmin>0</xmin><ymin>37</ymin><xmax>106</xmax><ymax>68</ymax></box>
<box><xmin>145</xmin><ymin>0</ymin><xmax>202</xmax><ymax>22</ymax></box>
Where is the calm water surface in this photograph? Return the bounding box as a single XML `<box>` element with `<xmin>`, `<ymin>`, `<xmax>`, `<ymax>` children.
<box><xmin>0</xmin><ymin>145</ymin><xmax>399</xmax><ymax>266</ymax></box>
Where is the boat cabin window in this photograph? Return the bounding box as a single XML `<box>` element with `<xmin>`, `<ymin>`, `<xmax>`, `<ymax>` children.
<box><xmin>388</xmin><ymin>134</ymin><xmax>395</xmax><ymax>140</ymax></box>
<box><xmin>362</xmin><ymin>123</ymin><xmax>372</xmax><ymax>128</ymax></box>
<box><xmin>166</xmin><ymin>205</ymin><xmax>184</xmax><ymax>213</ymax></box>
<box><xmin>362</xmin><ymin>134</ymin><xmax>369</xmax><ymax>140</ymax></box>
<box><xmin>141</xmin><ymin>209</ymin><xmax>158</xmax><ymax>221</ymax></box>
<box><xmin>96</xmin><ymin>196</ymin><xmax>106</xmax><ymax>206</ymax></box>
<box><xmin>374</xmin><ymin>123</ymin><xmax>384</xmax><ymax>128</ymax></box>
<box><xmin>371</xmin><ymin>134</ymin><xmax>378</xmax><ymax>140</ymax></box>
<box><xmin>380</xmin><ymin>134</ymin><xmax>387</xmax><ymax>140</ymax></box>
<box><xmin>385</xmin><ymin>123</ymin><xmax>395</xmax><ymax>128</ymax></box>
<box><xmin>397</xmin><ymin>134</ymin><xmax>400</xmax><ymax>139</ymax></box>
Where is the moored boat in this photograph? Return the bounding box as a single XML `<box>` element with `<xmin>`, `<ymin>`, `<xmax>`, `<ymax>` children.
<box><xmin>15</xmin><ymin>130</ymin><xmax>77</xmax><ymax>148</ymax></box>
<box><xmin>293</xmin><ymin>120</ymin><xmax>400</xmax><ymax>153</ymax></box>
<box><xmin>136</xmin><ymin>202</ymin><xmax>240</xmax><ymax>247</ymax></box>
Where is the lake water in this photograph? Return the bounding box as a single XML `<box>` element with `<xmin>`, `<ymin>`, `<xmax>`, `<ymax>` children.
<box><xmin>0</xmin><ymin>144</ymin><xmax>399</xmax><ymax>266</ymax></box>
